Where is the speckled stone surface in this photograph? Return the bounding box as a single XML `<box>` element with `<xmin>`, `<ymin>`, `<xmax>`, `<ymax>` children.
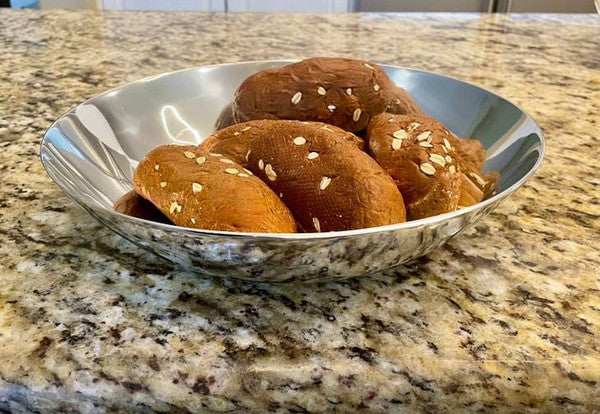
<box><xmin>0</xmin><ymin>10</ymin><xmax>599</xmax><ymax>413</ymax></box>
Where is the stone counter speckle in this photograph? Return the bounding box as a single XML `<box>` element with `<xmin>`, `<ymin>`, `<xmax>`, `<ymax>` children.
<box><xmin>0</xmin><ymin>10</ymin><xmax>599</xmax><ymax>413</ymax></box>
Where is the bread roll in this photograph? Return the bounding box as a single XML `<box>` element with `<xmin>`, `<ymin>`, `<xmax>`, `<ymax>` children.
<box><xmin>204</xmin><ymin>120</ymin><xmax>406</xmax><ymax>232</ymax></box>
<box><xmin>367</xmin><ymin>113</ymin><xmax>464</xmax><ymax>220</ymax></box>
<box><xmin>215</xmin><ymin>103</ymin><xmax>235</xmax><ymax>131</ymax></box>
<box><xmin>133</xmin><ymin>145</ymin><xmax>296</xmax><ymax>233</ymax></box>
<box><xmin>113</xmin><ymin>190</ymin><xmax>171</xmax><ymax>224</ymax></box>
<box><xmin>456</xmin><ymin>137</ymin><xmax>486</xmax><ymax>172</ymax></box>
<box><xmin>229</xmin><ymin>57</ymin><xmax>423</xmax><ymax>133</ymax></box>
<box><xmin>201</xmin><ymin>119</ymin><xmax>365</xmax><ymax>166</ymax></box>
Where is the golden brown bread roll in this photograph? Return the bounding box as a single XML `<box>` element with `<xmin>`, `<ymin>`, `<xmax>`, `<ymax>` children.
<box><xmin>133</xmin><ymin>145</ymin><xmax>297</xmax><ymax>233</ymax></box>
<box><xmin>453</xmin><ymin>137</ymin><xmax>495</xmax><ymax>206</ymax></box>
<box><xmin>113</xmin><ymin>190</ymin><xmax>171</xmax><ymax>223</ymax></box>
<box><xmin>202</xmin><ymin>120</ymin><xmax>406</xmax><ymax>232</ymax></box>
<box><xmin>201</xmin><ymin>119</ymin><xmax>365</xmax><ymax>165</ymax></box>
<box><xmin>366</xmin><ymin>113</ymin><xmax>463</xmax><ymax>220</ymax></box>
<box><xmin>215</xmin><ymin>103</ymin><xmax>235</xmax><ymax>131</ymax></box>
<box><xmin>456</xmin><ymin>137</ymin><xmax>486</xmax><ymax>172</ymax></box>
<box><xmin>228</xmin><ymin>57</ymin><xmax>423</xmax><ymax>133</ymax></box>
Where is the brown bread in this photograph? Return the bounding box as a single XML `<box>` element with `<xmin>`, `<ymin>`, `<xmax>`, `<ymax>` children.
<box><xmin>366</xmin><ymin>113</ymin><xmax>463</xmax><ymax>220</ymax></box>
<box><xmin>229</xmin><ymin>57</ymin><xmax>423</xmax><ymax>133</ymax></box>
<box><xmin>113</xmin><ymin>190</ymin><xmax>171</xmax><ymax>223</ymax></box>
<box><xmin>202</xmin><ymin>120</ymin><xmax>406</xmax><ymax>232</ymax></box>
<box><xmin>133</xmin><ymin>145</ymin><xmax>296</xmax><ymax>233</ymax></box>
<box><xmin>456</xmin><ymin>137</ymin><xmax>486</xmax><ymax>172</ymax></box>
<box><xmin>201</xmin><ymin>119</ymin><xmax>365</xmax><ymax>165</ymax></box>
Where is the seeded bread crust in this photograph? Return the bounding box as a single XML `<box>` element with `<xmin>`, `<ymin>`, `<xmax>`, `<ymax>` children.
<box><xmin>133</xmin><ymin>145</ymin><xmax>297</xmax><ymax>233</ymax></box>
<box><xmin>367</xmin><ymin>113</ymin><xmax>464</xmax><ymax>220</ymax></box>
<box><xmin>453</xmin><ymin>136</ymin><xmax>497</xmax><ymax>206</ymax></box>
<box><xmin>201</xmin><ymin>120</ymin><xmax>406</xmax><ymax>232</ymax></box>
<box><xmin>228</xmin><ymin>57</ymin><xmax>423</xmax><ymax>133</ymax></box>
<box><xmin>201</xmin><ymin>119</ymin><xmax>365</xmax><ymax>165</ymax></box>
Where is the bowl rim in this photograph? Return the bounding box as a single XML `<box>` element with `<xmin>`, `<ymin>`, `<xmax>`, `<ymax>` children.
<box><xmin>40</xmin><ymin>59</ymin><xmax>546</xmax><ymax>241</ymax></box>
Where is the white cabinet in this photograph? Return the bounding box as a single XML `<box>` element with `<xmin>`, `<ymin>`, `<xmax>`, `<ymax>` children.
<box><xmin>100</xmin><ymin>0</ymin><xmax>352</xmax><ymax>11</ymax></box>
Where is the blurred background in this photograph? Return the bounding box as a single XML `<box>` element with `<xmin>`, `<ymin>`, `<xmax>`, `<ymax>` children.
<box><xmin>3</xmin><ymin>0</ymin><xmax>597</xmax><ymax>12</ymax></box>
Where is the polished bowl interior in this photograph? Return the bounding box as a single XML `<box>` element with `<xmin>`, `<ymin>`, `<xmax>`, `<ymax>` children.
<box><xmin>40</xmin><ymin>61</ymin><xmax>544</xmax><ymax>282</ymax></box>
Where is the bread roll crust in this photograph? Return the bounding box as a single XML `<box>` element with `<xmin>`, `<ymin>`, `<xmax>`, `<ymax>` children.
<box><xmin>230</xmin><ymin>57</ymin><xmax>423</xmax><ymax>133</ymax></box>
<box><xmin>201</xmin><ymin>119</ymin><xmax>364</xmax><ymax>166</ymax></box>
<box><xmin>203</xmin><ymin>120</ymin><xmax>406</xmax><ymax>232</ymax></box>
<box><xmin>133</xmin><ymin>145</ymin><xmax>297</xmax><ymax>233</ymax></box>
<box><xmin>367</xmin><ymin>113</ymin><xmax>463</xmax><ymax>220</ymax></box>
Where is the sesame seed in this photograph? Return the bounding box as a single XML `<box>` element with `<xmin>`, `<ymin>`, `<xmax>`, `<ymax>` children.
<box><xmin>327</xmin><ymin>104</ymin><xmax>336</xmax><ymax>112</ymax></box>
<box><xmin>307</xmin><ymin>152</ymin><xmax>319</xmax><ymax>160</ymax></box>
<box><xmin>209</xmin><ymin>153</ymin><xmax>223</xmax><ymax>157</ymax></box>
<box><xmin>391</xmin><ymin>139</ymin><xmax>402</xmax><ymax>150</ymax></box>
<box><xmin>169</xmin><ymin>201</ymin><xmax>179</xmax><ymax>214</ymax></box>
<box><xmin>191</xmin><ymin>218</ymin><xmax>196</xmax><ymax>224</ymax></box>
<box><xmin>317</xmin><ymin>86</ymin><xmax>326</xmax><ymax>96</ymax></box>
<box><xmin>387</xmin><ymin>118</ymin><xmax>394</xmax><ymax>123</ymax></box>
<box><xmin>353</xmin><ymin>108</ymin><xmax>361</xmax><ymax>122</ymax></box>
<box><xmin>258</xmin><ymin>159</ymin><xmax>264</xmax><ymax>170</ymax></box>
<box><xmin>420</xmin><ymin>163</ymin><xmax>436</xmax><ymax>176</ymax></box>
<box><xmin>293</xmin><ymin>136</ymin><xmax>306</xmax><ymax>145</ymax></box>
<box><xmin>196</xmin><ymin>156</ymin><xmax>206</xmax><ymax>165</ymax></box>
<box><xmin>238</xmin><ymin>173</ymin><xmax>250</xmax><ymax>178</ymax></box>
<box><xmin>319</xmin><ymin>176</ymin><xmax>332</xmax><ymax>191</ymax></box>
<box><xmin>445</xmin><ymin>155</ymin><xmax>452</xmax><ymax>164</ymax></box>
<box><xmin>265</xmin><ymin>164</ymin><xmax>277</xmax><ymax>181</ymax></box>
<box><xmin>346</xmin><ymin>88</ymin><xmax>352</xmax><ymax>95</ymax></box>
<box><xmin>219</xmin><ymin>158</ymin><xmax>235</xmax><ymax>164</ymax></box>
<box><xmin>442</xmin><ymin>146</ymin><xmax>448</xmax><ymax>153</ymax></box>
<box><xmin>154</xmin><ymin>164</ymin><xmax>159</xmax><ymax>171</ymax></box>
<box><xmin>241</xmin><ymin>126</ymin><xmax>252</xmax><ymax>132</ymax></box>
<box><xmin>244</xmin><ymin>168</ymin><xmax>253</xmax><ymax>175</ymax></box>
<box><xmin>176</xmin><ymin>205</ymin><xmax>182</xmax><ymax>213</ymax></box>
<box><xmin>443</xmin><ymin>138</ymin><xmax>452</xmax><ymax>149</ymax></box>
<box><xmin>416</xmin><ymin>131</ymin><xmax>432</xmax><ymax>141</ymax></box>
<box><xmin>392</xmin><ymin>129</ymin><xmax>408</xmax><ymax>139</ymax></box>
<box><xmin>160</xmin><ymin>182</ymin><xmax>167</xmax><ymax>188</ymax></box>
<box><xmin>184</xmin><ymin>151</ymin><xmax>195</xmax><ymax>159</ymax></box>
<box><xmin>407</xmin><ymin>122</ymin><xmax>420</xmax><ymax>132</ymax></box>
<box><xmin>469</xmin><ymin>172</ymin><xmax>486</xmax><ymax>187</ymax></box>
<box><xmin>429</xmin><ymin>153</ymin><xmax>446</xmax><ymax>167</ymax></box>
<box><xmin>192</xmin><ymin>182</ymin><xmax>203</xmax><ymax>193</ymax></box>
<box><xmin>313</xmin><ymin>217</ymin><xmax>321</xmax><ymax>232</ymax></box>
<box><xmin>449</xmin><ymin>165</ymin><xmax>456</xmax><ymax>175</ymax></box>
<box><xmin>373</xmin><ymin>83</ymin><xmax>380</xmax><ymax>91</ymax></box>
<box><xmin>322</xmin><ymin>125</ymin><xmax>333</xmax><ymax>132</ymax></box>
<box><xmin>233</xmin><ymin>131</ymin><xmax>240</xmax><ymax>136</ymax></box>
<box><xmin>224</xmin><ymin>168</ymin><xmax>239</xmax><ymax>175</ymax></box>
<box><xmin>245</xmin><ymin>150</ymin><xmax>251</xmax><ymax>162</ymax></box>
<box><xmin>291</xmin><ymin>91</ymin><xmax>302</xmax><ymax>105</ymax></box>
<box><xmin>363</xmin><ymin>63</ymin><xmax>374</xmax><ymax>69</ymax></box>
<box><xmin>279</xmin><ymin>192</ymin><xmax>283</xmax><ymax>198</ymax></box>
<box><xmin>419</xmin><ymin>142</ymin><xmax>433</xmax><ymax>148</ymax></box>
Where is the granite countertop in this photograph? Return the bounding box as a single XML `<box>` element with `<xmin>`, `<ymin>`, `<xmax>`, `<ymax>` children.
<box><xmin>1</xmin><ymin>10</ymin><xmax>599</xmax><ymax>413</ymax></box>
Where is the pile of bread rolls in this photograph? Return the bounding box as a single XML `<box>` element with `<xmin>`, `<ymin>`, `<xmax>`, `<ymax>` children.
<box><xmin>119</xmin><ymin>57</ymin><xmax>498</xmax><ymax>233</ymax></box>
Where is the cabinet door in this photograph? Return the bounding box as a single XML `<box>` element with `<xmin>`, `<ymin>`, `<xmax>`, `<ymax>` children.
<box><xmin>226</xmin><ymin>0</ymin><xmax>350</xmax><ymax>12</ymax></box>
<box><xmin>500</xmin><ymin>0</ymin><xmax>596</xmax><ymax>12</ymax></box>
<box><xmin>354</xmin><ymin>0</ymin><xmax>492</xmax><ymax>12</ymax></box>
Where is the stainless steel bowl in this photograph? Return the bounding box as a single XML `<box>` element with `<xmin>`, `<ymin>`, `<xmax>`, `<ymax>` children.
<box><xmin>40</xmin><ymin>60</ymin><xmax>544</xmax><ymax>282</ymax></box>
